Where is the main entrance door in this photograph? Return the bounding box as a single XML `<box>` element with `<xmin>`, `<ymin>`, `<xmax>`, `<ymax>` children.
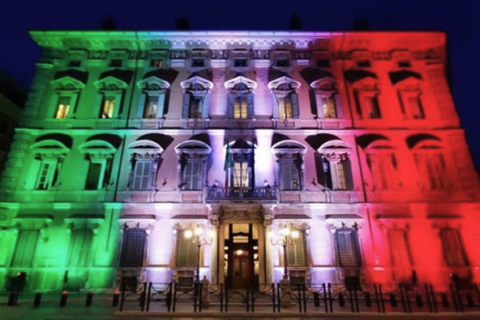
<box><xmin>225</xmin><ymin>223</ymin><xmax>258</xmax><ymax>289</ymax></box>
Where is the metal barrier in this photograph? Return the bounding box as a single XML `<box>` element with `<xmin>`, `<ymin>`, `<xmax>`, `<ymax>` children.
<box><xmin>117</xmin><ymin>281</ymin><xmax>480</xmax><ymax>315</ymax></box>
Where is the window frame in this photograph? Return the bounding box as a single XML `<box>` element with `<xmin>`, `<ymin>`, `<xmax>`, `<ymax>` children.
<box><xmin>334</xmin><ymin>227</ymin><xmax>362</xmax><ymax>268</ymax></box>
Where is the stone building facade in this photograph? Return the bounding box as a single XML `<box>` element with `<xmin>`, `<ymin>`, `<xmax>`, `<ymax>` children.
<box><xmin>0</xmin><ymin>31</ymin><xmax>478</xmax><ymax>292</ymax></box>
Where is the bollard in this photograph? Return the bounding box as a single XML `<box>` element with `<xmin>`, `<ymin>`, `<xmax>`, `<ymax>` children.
<box><xmin>365</xmin><ymin>292</ymin><xmax>372</xmax><ymax>307</ymax></box>
<box><xmin>338</xmin><ymin>293</ymin><xmax>345</xmax><ymax>307</ymax></box>
<box><xmin>33</xmin><ymin>292</ymin><xmax>42</xmax><ymax>307</ymax></box>
<box><xmin>112</xmin><ymin>289</ymin><xmax>120</xmax><ymax>307</ymax></box>
<box><xmin>60</xmin><ymin>290</ymin><xmax>68</xmax><ymax>307</ymax></box>
<box><xmin>313</xmin><ymin>292</ymin><xmax>320</xmax><ymax>307</ymax></box>
<box><xmin>7</xmin><ymin>292</ymin><xmax>18</xmax><ymax>306</ymax></box>
<box><xmin>86</xmin><ymin>291</ymin><xmax>94</xmax><ymax>307</ymax></box>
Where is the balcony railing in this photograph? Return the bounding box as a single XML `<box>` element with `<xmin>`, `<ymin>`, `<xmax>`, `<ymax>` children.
<box><xmin>206</xmin><ymin>186</ymin><xmax>277</xmax><ymax>201</ymax></box>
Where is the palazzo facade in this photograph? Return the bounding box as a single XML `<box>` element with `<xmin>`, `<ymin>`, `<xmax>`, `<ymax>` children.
<box><xmin>0</xmin><ymin>30</ymin><xmax>479</xmax><ymax>292</ymax></box>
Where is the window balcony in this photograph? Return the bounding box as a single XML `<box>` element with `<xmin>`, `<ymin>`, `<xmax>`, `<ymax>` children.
<box><xmin>206</xmin><ymin>186</ymin><xmax>277</xmax><ymax>201</ymax></box>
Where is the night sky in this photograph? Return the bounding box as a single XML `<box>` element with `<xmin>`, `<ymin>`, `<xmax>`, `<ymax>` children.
<box><xmin>0</xmin><ymin>0</ymin><xmax>479</xmax><ymax>168</ymax></box>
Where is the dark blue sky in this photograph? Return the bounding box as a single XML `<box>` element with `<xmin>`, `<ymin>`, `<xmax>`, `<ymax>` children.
<box><xmin>0</xmin><ymin>0</ymin><xmax>479</xmax><ymax>168</ymax></box>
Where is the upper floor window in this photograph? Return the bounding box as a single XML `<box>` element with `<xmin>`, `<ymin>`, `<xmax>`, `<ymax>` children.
<box><xmin>440</xmin><ymin>229</ymin><xmax>467</xmax><ymax>267</ymax></box>
<box><xmin>94</xmin><ymin>76</ymin><xmax>129</xmax><ymax>119</ymax></box>
<box><xmin>180</xmin><ymin>76</ymin><xmax>213</xmax><ymax>120</ymax></box>
<box><xmin>68</xmin><ymin>60</ymin><xmax>82</xmax><ymax>68</ymax></box>
<box><xmin>310</xmin><ymin>78</ymin><xmax>340</xmax><ymax>119</ymax></box>
<box><xmin>271</xmin><ymin>50</ymin><xmax>292</xmax><ymax>70</ymax></box>
<box><xmin>79</xmin><ymin>140</ymin><xmax>117</xmax><ymax>190</ymax></box>
<box><xmin>109</xmin><ymin>59</ymin><xmax>123</xmax><ymax>68</ymax></box>
<box><xmin>175</xmin><ymin>140</ymin><xmax>212</xmax><ymax>191</ymax></box>
<box><xmin>398</xmin><ymin>61</ymin><xmax>411</xmax><ymax>68</ymax></box>
<box><xmin>272</xmin><ymin>140</ymin><xmax>307</xmax><ymax>191</ymax></box>
<box><xmin>137</xmin><ymin>75</ymin><xmax>172</xmax><ymax>119</ymax></box>
<box><xmin>334</xmin><ymin>227</ymin><xmax>362</xmax><ymax>267</ymax></box>
<box><xmin>224</xmin><ymin>139</ymin><xmax>255</xmax><ymax>195</ymax></box>
<box><xmin>234</xmin><ymin>58</ymin><xmax>248</xmax><ymax>68</ymax></box>
<box><xmin>316</xmin><ymin>59</ymin><xmax>330</xmax><ymax>68</ymax></box>
<box><xmin>268</xmin><ymin>76</ymin><xmax>301</xmax><ymax>120</ymax></box>
<box><xmin>225</xmin><ymin>76</ymin><xmax>257</xmax><ymax>120</ymax></box>
<box><xmin>127</xmin><ymin>139</ymin><xmax>163</xmax><ymax>191</ymax></box>
<box><xmin>357</xmin><ymin>60</ymin><xmax>371</xmax><ymax>68</ymax></box>
<box><xmin>317</xmin><ymin>140</ymin><xmax>354</xmax><ymax>191</ymax></box>
<box><xmin>150</xmin><ymin>59</ymin><xmax>164</xmax><ymax>68</ymax></box>
<box><xmin>50</xmin><ymin>75</ymin><xmax>86</xmax><ymax>119</ymax></box>
<box><xmin>187</xmin><ymin>49</ymin><xmax>210</xmax><ymax>71</ymax></box>
<box><xmin>30</xmin><ymin>139</ymin><xmax>70</xmax><ymax>190</ymax></box>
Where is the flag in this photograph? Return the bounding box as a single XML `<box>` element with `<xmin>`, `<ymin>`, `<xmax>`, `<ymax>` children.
<box><xmin>224</xmin><ymin>142</ymin><xmax>234</xmax><ymax>195</ymax></box>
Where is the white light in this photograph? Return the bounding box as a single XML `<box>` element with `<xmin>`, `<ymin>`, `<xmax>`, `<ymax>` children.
<box><xmin>291</xmin><ymin>230</ymin><xmax>300</xmax><ymax>239</ymax></box>
<box><xmin>236</xmin><ymin>249</ymin><xmax>243</xmax><ymax>256</ymax></box>
<box><xmin>280</xmin><ymin>227</ymin><xmax>290</xmax><ymax>236</ymax></box>
<box><xmin>184</xmin><ymin>229</ymin><xmax>193</xmax><ymax>239</ymax></box>
<box><xmin>194</xmin><ymin>226</ymin><xmax>203</xmax><ymax>236</ymax></box>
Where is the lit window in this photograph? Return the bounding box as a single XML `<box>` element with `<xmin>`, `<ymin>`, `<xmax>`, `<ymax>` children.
<box><xmin>334</xmin><ymin>228</ymin><xmax>362</xmax><ymax>267</ymax></box>
<box><xmin>181</xmin><ymin>80</ymin><xmax>211</xmax><ymax>120</ymax></box>
<box><xmin>287</xmin><ymin>231</ymin><xmax>307</xmax><ymax>267</ymax></box>
<box><xmin>188</xmin><ymin>96</ymin><xmax>203</xmax><ymax>118</ymax></box>
<box><xmin>233</xmin><ymin>162</ymin><xmax>250</xmax><ymax>188</ymax></box>
<box><xmin>143</xmin><ymin>95</ymin><xmax>159</xmax><ymax>119</ymax></box>
<box><xmin>11</xmin><ymin>230</ymin><xmax>39</xmax><ymax>267</ymax></box>
<box><xmin>120</xmin><ymin>228</ymin><xmax>146</xmax><ymax>267</ymax></box>
<box><xmin>440</xmin><ymin>229</ymin><xmax>467</xmax><ymax>267</ymax></box>
<box><xmin>175</xmin><ymin>229</ymin><xmax>198</xmax><ymax>267</ymax></box>
<box><xmin>150</xmin><ymin>59</ymin><xmax>164</xmax><ymax>67</ymax></box>
<box><xmin>55</xmin><ymin>96</ymin><xmax>71</xmax><ymax>119</ymax></box>
<box><xmin>320</xmin><ymin>95</ymin><xmax>337</xmax><ymax>119</ymax></box>
<box><xmin>234</xmin><ymin>95</ymin><xmax>249</xmax><ymax>119</ymax></box>
<box><xmin>101</xmin><ymin>97</ymin><xmax>115</xmax><ymax>119</ymax></box>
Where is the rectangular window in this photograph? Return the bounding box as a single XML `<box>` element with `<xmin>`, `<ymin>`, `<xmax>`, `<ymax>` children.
<box><xmin>357</xmin><ymin>60</ymin><xmax>371</xmax><ymax>68</ymax></box>
<box><xmin>188</xmin><ymin>96</ymin><xmax>203</xmax><ymax>118</ymax></box>
<box><xmin>398</xmin><ymin>61</ymin><xmax>411</xmax><ymax>68</ymax></box>
<box><xmin>144</xmin><ymin>96</ymin><xmax>158</xmax><ymax>119</ymax></box>
<box><xmin>365</xmin><ymin>96</ymin><xmax>381</xmax><ymax>118</ymax></box>
<box><xmin>321</xmin><ymin>95</ymin><xmax>337</xmax><ymax>118</ymax></box>
<box><xmin>407</xmin><ymin>95</ymin><xmax>424</xmax><ymax>119</ymax></box>
<box><xmin>234</xmin><ymin>58</ymin><xmax>248</xmax><ymax>68</ymax></box>
<box><xmin>36</xmin><ymin>161</ymin><xmax>56</xmax><ymax>190</ymax></box>
<box><xmin>68</xmin><ymin>60</ymin><xmax>82</xmax><ymax>68</ymax></box>
<box><xmin>101</xmin><ymin>97</ymin><xmax>115</xmax><ymax>119</ymax></box>
<box><xmin>85</xmin><ymin>162</ymin><xmax>104</xmax><ymax>190</ymax></box>
<box><xmin>440</xmin><ymin>229</ymin><xmax>467</xmax><ymax>267</ymax></box>
<box><xmin>234</xmin><ymin>96</ymin><xmax>248</xmax><ymax>119</ymax></box>
<box><xmin>316</xmin><ymin>59</ymin><xmax>330</xmax><ymax>68</ymax></box>
<box><xmin>191</xmin><ymin>58</ymin><xmax>205</xmax><ymax>68</ymax></box>
<box><xmin>120</xmin><ymin>229</ymin><xmax>146</xmax><ymax>267</ymax></box>
<box><xmin>150</xmin><ymin>59</ymin><xmax>164</xmax><ymax>67</ymax></box>
<box><xmin>415</xmin><ymin>153</ymin><xmax>446</xmax><ymax>190</ymax></box>
<box><xmin>279</xmin><ymin>160</ymin><xmax>301</xmax><ymax>190</ymax></box>
<box><xmin>109</xmin><ymin>59</ymin><xmax>122</xmax><ymax>68</ymax></box>
<box><xmin>278</xmin><ymin>95</ymin><xmax>293</xmax><ymax>119</ymax></box>
<box><xmin>233</xmin><ymin>162</ymin><xmax>250</xmax><ymax>188</ymax></box>
<box><xmin>55</xmin><ymin>96</ymin><xmax>71</xmax><ymax>119</ymax></box>
<box><xmin>275</xmin><ymin>58</ymin><xmax>290</xmax><ymax>67</ymax></box>
<box><xmin>132</xmin><ymin>160</ymin><xmax>152</xmax><ymax>190</ymax></box>
<box><xmin>182</xmin><ymin>161</ymin><xmax>203</xmax><ymax>190</ymax></box>
<box><xmin>334</xmin><ymin>229</ymin><xmax>361</xmax><ymax>267</ymax></box>
<box><xmin>11</xmin><ymin>230</ymin><xmax>39</xmax><ymax>267</ymax></box>
<box><xmin>388</xmin><ymin>230</ymin><xmax>412</xmax><ymax>267</ymax></box>
<box><xmin>66</xmin><ymin>230</ymin><xmax>93</xmax><ymax>267</ymax></box>
<box><xmin>175</xmin><ymin>230</ymin><xmax>198</xmax><ymax>267</ymax></box>
<box><xmin>287</xmin><ymin>232</ymin><xmax>306</xmax><ymax>267</ymax></box>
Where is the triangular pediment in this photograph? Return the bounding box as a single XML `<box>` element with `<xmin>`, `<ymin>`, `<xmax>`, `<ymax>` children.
<box><xmin>267</xmin><ymin>76</ymin><xmax>301</xmax><ymax>90</ymax></box>
<box><xmin>137</xmin><ymin>76</ymin><xmax>171</xmax><ymax>90</ymax></box>
<box><xmin>224</xmin><ymin>75</ymin><xmax>257</xmax><ymax>90</ymax></box>
<box><xmin>50</xmin><ymin>76</ymin><xmax>86</xmax><ymax>90</ymax></box>
<box><xmin>94</xmin><ymin>76</ymin><xmax>129</xmax><ymax>90</ymax></box>
<box><xmin>180</xmin><ymin>76</ymin><xmax>214</xmax><ymax>90</ymax></box>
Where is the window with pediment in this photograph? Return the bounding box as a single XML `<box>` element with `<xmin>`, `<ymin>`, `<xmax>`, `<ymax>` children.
<box><xmin>79</xmin><ymin>140</ymin><xmax>117</xmax><ymax>190</ymax></box>
<box><xmin>50</xmin><ymin>76</ymin><xmax>86</xmax><ymax>119</ymax></box>
<box><xmin>388</xmin><ymin>229</ymin><xmax>412</xmax><ymax>267</ymax></box>
<box><xmin>224</xmin><ymin>140</ymin><xmax>255</xmax><ymax>195</ymax></box>
<box><xmin>408</xmin><ymin>135</ymin><xmax>448</xmax><ymax>191</ymax></box>
<box><xmin>180</xmin><ymin>76</ymin><xmax>213</xmax><ymax>119</ymax></box>
<box><xmin>175</xmin><ymin>140</ymin><xmax>211</xmax><ymax>191</ymax></box>
<box><xmin>127</xmin><ymin>140</ymin><xmax>163</xmax><ymax>191</ymax></box>
<box><xmin>136</xmin><ymin>76</ymin><xmax>171</xmax><ymax>119</ymax></box>
<box><xmin>94</xmin><ymin>76</ymin><xmax>129</xmax><ymax>119</ymax></box>
<box><xmin>175</xmin><ymin>229</ymin><xmax>199</xmax><ymax>267</ymax></box>
<box><xmin>318</xmin><ymin>140</ymin><xmax>354</xmax><ymax>191</ymax></box>
<box><xmin>311</xmin><ymin>78</ymin><xmax>341</xmax><ymax>119</ymax></box>
<box><xmin>268</xmin><ymin>76</ymin><xmax>301</xmax><ymax>120</ymax></box>
<box><xmin>347</xmin><ymin>71</ymin><xmax>381</xmax><ymax>119</ymax></box>
<box><xmin>225</xmin><ymin>76</ymin><xmax>256</xmax><ymax>119</ymax></box>
<box><xmin>272</xmin><ymin>140</ymin><xmax>306</xmax><ymax>191</ymax></box>
<box><xmin>390</xmin><ymin>71</ymin><xmax>425</xmax><ymax>119</ymax></box>
<box><xmin>30</xmin><ymin>139</ymin><xmax>70</xmax><ymax>190</ymax></box>
<box><xmin>120</xmin><ymin>228</ymin><xmax>147</xmax><ymax>267</ymax></box>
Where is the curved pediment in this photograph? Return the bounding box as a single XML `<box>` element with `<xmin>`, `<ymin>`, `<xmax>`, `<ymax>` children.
<box><xmin>406</xmin><ymin>133</ymin><xmax>442</xmax><ymax>149</ymax></box>
<box><xmin>389</xmin><ymin>70</ymin><xmax>422</xmax><ymax>86</ymax></box>
<box><xmin>180</xmin><ymin>75</ymin><xmax>214</xmax><ymax>90</ymax></box>
<box><xmin>127</xmin><ymin>139</ymin><xmax>163</xmax><ymax>154</ymax></box>
<box><xmin>50</xmin><ymin>76</ymin><xmax>86</xmax><ymax>91</ymax></box>
<box><xmin>30</xmin><ymin>139</ymin><xmax>70</xmax><ymax>155</ymax></box>
<box><xmin>175</xmin><ymin>140</ymin><xmax>212</xmax><ymax>154</ymax></box>
<box><xmin>79</xmin><ymin>140</ymin><xmax>117</xmax><ymax>155</ymax></box>
<box><xmin>224</xmin><ymin>75</ymin><xmax>257</xmax><ymax>90</ymax></box>
<box><xmin>267</xmin><ymin>76</ymin><xmax>301</xmax><ymax>90</ymax></box>
<box><xmin>137</xmin><ymin>75</ymin><xmax>171</xmax><ymax>90</ymax></box>
<box><xmin>271</xmin><ymin>140</ymin><xmax>307</xmax><ymax>154</ymax></box>
<box><xmin>318</xmin><ymin>139</ymin><xmax>352</xmax><ymax>152</ymax></box>
<box><xmin>94</xmin><ymin>76</ymin><xmax>129</xmax><ymax>90</ymax></box>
